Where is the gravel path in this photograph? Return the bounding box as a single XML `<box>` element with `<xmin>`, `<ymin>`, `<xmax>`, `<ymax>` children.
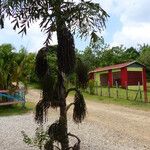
<box><xmin>0</xmin><ymin>90</ymin><xmax>150</xmax><ymax>150</ymax></box>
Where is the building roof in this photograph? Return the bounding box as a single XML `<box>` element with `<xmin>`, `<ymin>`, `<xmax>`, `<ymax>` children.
<box><xmin>89</xmin><ymin>61</ymin><xmax>145</xmax><ymax>73</ymax></box>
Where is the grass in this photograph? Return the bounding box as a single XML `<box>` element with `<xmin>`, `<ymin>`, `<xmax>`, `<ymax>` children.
<box><xmin>82</xmin><ymin>92</ymin><xmax>150</xmax><ymax>111</ymax></box>
<box><xmin>69</xmin><ymin>89</ymin><xmax>150</xmax><ymax>111</ymax></box>
<box><xmin>28</xmin><ymin>82</ymin><xmax>41</xmax><ymax>89</ymax></box>
<box><xmin>91</xmin><ymin>85</ymin><xmax>150</xmax><ymax>102</ymax></box>
<box><xmin>0</xmin><ymin>102</ymin><xmax>35</xmax><ymax>116</ymax></box>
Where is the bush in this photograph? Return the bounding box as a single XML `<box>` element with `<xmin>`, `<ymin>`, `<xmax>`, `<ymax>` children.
<box><xmin>88</xmin><ymin>80</ymin><xmax>95</xmax><ymax>95</ymax></box>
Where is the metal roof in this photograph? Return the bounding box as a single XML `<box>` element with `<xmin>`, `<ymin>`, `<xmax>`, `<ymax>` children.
<box><xmin>89</xmin><ymin>61</ymin><xmax>144</xmax><ymax>73</ymax></box>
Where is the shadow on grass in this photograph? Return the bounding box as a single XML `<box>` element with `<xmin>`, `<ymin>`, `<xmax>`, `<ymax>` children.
<box><xmin>0</xmin><ymin>102</ymin><xmax>35</xmax><ymax>116</ymax></box>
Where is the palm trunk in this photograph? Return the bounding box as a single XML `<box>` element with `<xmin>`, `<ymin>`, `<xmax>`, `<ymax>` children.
<box><xmin>59</xmin><ymin>97</ymin><xmax>69</xmax><ymax>149</ymax></box>
<box><xmin>58</xmin><ymin>72</ymin><xmax>69</xmax><ymax>149</ymax></box>
<box><xmin>55</xmin><ymin>5</ymin><xmax>69</xmax><ymax>148</ymax></box>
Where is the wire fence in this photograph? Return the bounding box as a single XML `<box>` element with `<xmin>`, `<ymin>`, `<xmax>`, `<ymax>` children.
<box><xmin>86</xmin><ymin>82</ymin><xmax>150</xmax><ymax>102</ymax></box>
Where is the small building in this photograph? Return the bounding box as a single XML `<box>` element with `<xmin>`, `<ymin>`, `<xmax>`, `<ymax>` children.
<box><xmin>89</xmin><ymin>61</ymin><xmax>147</xmax><ymax>102</ymax></box>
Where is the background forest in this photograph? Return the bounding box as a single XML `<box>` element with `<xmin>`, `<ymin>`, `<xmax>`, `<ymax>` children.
<box><xmin>0</xmin><ymin>40</ymin><xmax>150</xmax><ymax>90</ymax></box>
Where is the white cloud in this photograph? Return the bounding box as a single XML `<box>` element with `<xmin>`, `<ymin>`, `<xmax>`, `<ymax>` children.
<box><xmin>112</xmin><ymin>23</ymin><xmax>150</xmax><ymax>47</ymax></box>
<box><xmin>0</xmin><ymin>19</ymin><xmax>57</xmax><ymax>52</ymax></box>
<box><xmin>105</xmin><ymin>0</ymin><xmax>150</xmax><ymax>47</ymax></box>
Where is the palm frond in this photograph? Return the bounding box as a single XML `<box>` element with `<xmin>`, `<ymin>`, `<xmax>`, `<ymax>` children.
<box><xmin>57</xmin><ymin>27</ymin><xmax>75</xmax><ymax>75</ymax></box>
<box><xmin>73</xmin><ymin>91</ymin><xmax>86</xmax><ymax>123</ymax></box>
<box><xmin>47</xmin><ymin>120</ymin><xmax>63</xmax><ymax>142</ymax></box>
<box><xmin>52</xmin><ymin>73</ymin><xmax>64</xmax><ymax>108</ymax></box>
<box><xmin>35</xmin><ymin>100</ymin><xmax>47</xmax><ymax>124</ymax></box>
<box><xmin>44</xmin><ymin>140</ymin><xmax>54</xmax><ymax>150</ymax></box>
<box><xmin>76</xmin><ymin>59</ymin><xmax>88</xmax><ymax>88</ymax></box>
<box><xmin>35</xmin><ymin>47</ymin><xmax>48</xmax><ymax>80</ymax></box>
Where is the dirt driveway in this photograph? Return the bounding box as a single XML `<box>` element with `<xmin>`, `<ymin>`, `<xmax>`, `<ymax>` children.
<box><xmin>26</xmin><ymin>89</ymin><xmax>150</xmax><ymax>149</ymax></box>
<box><xmin>0</xmin><ymin>89</ymin><xmax>150</xmax><ymax>150</ymax></box>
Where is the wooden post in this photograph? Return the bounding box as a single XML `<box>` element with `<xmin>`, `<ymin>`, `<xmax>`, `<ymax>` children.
<box><xmin>134</xmin><ymin>82</ymin><xmax>141</xmax><ymax>101</ymax></box>
<box><xmin>100</xmin><ymin>83</ymin><xmax>102</xmax><ymax>96</ymax></box>
<box><xmin>108</xmin><ymin>82</ymin><xmax>110</xmax><ymax>97</ymax></box>
<box><xmin>138</xmin><ymin>81</ymin><xmax>142</xmax><ymax>100</ymax></box>
<box><xmin>142</xmin><ymin>67</ymin><xmax>148</xmax><ymax>103</ymax></box>
<box><xmin>95</xmin><ymin>82</ymin><xmax>98</xmax><ymax>95</ymax></box>
<box><xmin>125</xmin><ymin>81</ymin><xmax>128</xmax><ymax>100</ymax></box>
<box><xmin>115</xmin><ymin>81</ymin><xmax>118</xmax><ymax>98</ymax></box>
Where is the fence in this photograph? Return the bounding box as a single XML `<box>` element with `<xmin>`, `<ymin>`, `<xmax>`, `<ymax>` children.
<box><xmin>86</xmin><ymin>81</ymin><xmax>150</xmax><ymax>102</ymax></box>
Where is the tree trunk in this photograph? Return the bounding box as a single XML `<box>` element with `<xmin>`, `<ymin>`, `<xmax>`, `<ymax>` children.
<box><xmin>59</xmin><ymin>75</ymin><xmax>69</xmax><ymax>150</ymax></box>
<box><xmin>55</xmin><ymin>5</ymin><xmax>69</xmax><ymax>148</ymax></box>
<box><xmin>59</xmin><ymin>99</ymin><xmax>69</xmax><ymax>149</ymax></box>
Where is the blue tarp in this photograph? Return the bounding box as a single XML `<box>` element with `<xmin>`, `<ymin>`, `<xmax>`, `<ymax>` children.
<box><xmin>0</xmin><ymin>91</ymin><xmax>25</xmax><ymax>102</ymax></box>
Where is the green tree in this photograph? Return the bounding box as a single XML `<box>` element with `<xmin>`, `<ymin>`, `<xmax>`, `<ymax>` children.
<box><xmin>125</xmin><ymin>47</ymin><xmax>139</xmax><ymax>61</ymax></box>
<box><xmin>138</xmin><ymin>44</ymin><xmax>150</xmax><ymax>69</ymax></box>
<box><xmin>79</xmin><ymin>47</ymin><xmax>97</xmax><ymax>70</ymax></box>
<box><xmin>138</xmin><ymin>44</ymin><xmax>150</xmax><ymax>78</ymax></box>
<box><xmin>24</xmin><ymin>52</ymin><xmax>36</xmax><ymax>83</ymax></box>
<box><xmin>1</xmin><ymin>0</ymin><xmax>108</xmax><ymax>149</ymax></box>
<box><xmin>94</xmin><ymin>45</ymin><xmax>138</xmax><ymax>67</ymax></box>
<box><xmin>0</xmin><ymin>44</ymin><xmax>15</xmax><ymax>89</ymax></box>
<box><xmin>0</xmin><ymin>44</ymin><xmax>36</xmax><ymax>90</ymax></box>
<box><xmin>96</xmin><ymin>46</ymin><xmax>126</xmax><ymax>66</ymax></box>
<box><xmin>15</xmin><ymin>48</ymin><xmax>38</xmax><ymax>88</ymax></box>
<box><xmin>78</xmin><ymin>37</ymin><xmax>109</xmax><ymax>70</ymax></box>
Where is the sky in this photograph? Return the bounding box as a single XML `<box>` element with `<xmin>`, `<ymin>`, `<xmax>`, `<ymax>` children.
<box><xmin>0</xmin><ymin>0</ymin><xmax>150</xmax><ymax>52</ymax></box>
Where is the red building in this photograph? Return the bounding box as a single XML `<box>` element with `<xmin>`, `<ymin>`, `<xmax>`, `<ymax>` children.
<box><xmin>89</xmin><ymin>61</ymin><xmax>147</xmax><ymax>102</ymax></box>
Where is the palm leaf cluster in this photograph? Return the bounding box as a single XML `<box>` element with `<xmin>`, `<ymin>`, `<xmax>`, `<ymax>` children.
<box><xmin>57</xmin><ymin>27</ymin><xmax>75</xmax><ymax>75</ymax></box>
<box><xmin>76</xmin><ymin>59</ymin><xmax>88</xmax><ymax>88</ymax></box>
<box><xmin>0</xmin><ymin>44</ymin><xmax>33</xmax><ymax>91</ymax></box>
<box><xmin>35</xmin><ymin>47</ymin><xmax>62</xmax><ymax>124</ymax></box>
<box><xmin>73</xmin><ymin>90</ymin><xmax>86</xmax><ymax>123</ymax></box>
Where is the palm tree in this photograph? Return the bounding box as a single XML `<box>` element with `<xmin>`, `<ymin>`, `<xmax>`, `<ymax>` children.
<box><xmin>0</xmin><ymin>44</ymin><xmax>33</xmax><ymax>92</ymax></box>
<box><xmin>0</xmin><ymin>44</ymin><xmax>16</xmax><ymax>89</ymax></box>
<box><xmin>1</xmin><ymin>0</ymin><xmax>108</xmax><ymax>149</ymax></box>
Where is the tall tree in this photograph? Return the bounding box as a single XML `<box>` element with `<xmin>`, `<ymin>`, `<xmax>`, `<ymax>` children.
<box><xmin>125</xmin><ymin>47</ymin><xmax>139</xmax><ymax>60</ymax></box>
<box><xmin>138</xmin><ymin>44</ymin><xmax>150</xmax><ymax>77</ymax></box>
<box><xmin>0</xmin><ymin>44</ymin><xmax>33</xmax><ymax>90</ymax></box>
<box><xmin>0</xmin><ymin>44</ymin><xmax>15</xmax><ymax>89</ymax></box>
<box><xmin>1</xmin><ymin>0</ymin><xmax>108</xmax><ymax>149</ymax></box>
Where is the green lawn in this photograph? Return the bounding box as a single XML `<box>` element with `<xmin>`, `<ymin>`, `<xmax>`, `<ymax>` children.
<box><xmin>0</xmin><ymin>102</ymin><xmax>35</xmax><ymax>116</ymax></box>
<box><xmin>83</xmin><ymin>92</ymin><xmax>150</xmax><ymax>111</ymax></box>
<box><xmin>95</xmin><ymin>87</ymin><xmax>141</xmax><ymax>101</ymax></box>
<box><xmin>69</xmin><ymin>89</ymin><xmax>150</xmax><ymax>111</ymax></box>
<box><xmin>88</xmin><ymin>85</ymin><xmax>150</xmax><ymax>102</ymax></box>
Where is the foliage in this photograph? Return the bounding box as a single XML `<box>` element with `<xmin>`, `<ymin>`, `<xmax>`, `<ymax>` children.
<box><xmin>88</xmin><ymin>80</ymin><xmax>95</xmax><ymax>95</ymax></box>
<box><xmin>78</xmin><ymin>44</ymin><xmax>140</xmax><ymax>70</ymax></box>
<box><xmin>125</xmin><ymin>47</ymin><xmax>140</xmax><ymax>60</ymax></box>
<box><xmin>76</xmin><ymin>58</ymin><xmax>88</xmax><ymax>88</ymax></box>
<box><xmin>22</xmin><ymin>126</ymin><xmax>49</xmax><ymax>150</ymax></box>
<box><xmin>73</xmin><ymin>90</ymin><xmax>86</xmax><ymax>123</ymax></box>
<box><xmin>0</xmin><ymin>44</ymin><xmax>36</xmax><ymax>90</ymax></box>
<box><xmin>138</xmin><ymin>44</ymin><xmax>150</xmax><ymax>79</ymax></box>
<box><xmin>0</xmin><ymin>44</ymin><xmax>15</xmax><ymax>89</ymax></box>
<box><xmin>78</xmin><ymin>47</ymin><xmax>98</xmax><ymax>70</ymax></box>
<box><xmin>138</xmin><ymin>44</ymin><xmax>150</xmax><ymax>70</ymax></box>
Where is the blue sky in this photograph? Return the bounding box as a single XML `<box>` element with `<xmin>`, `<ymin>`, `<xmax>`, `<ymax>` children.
<box><xmin>0</xmin><ymin>0</ymin><xmax>150</xmax><ymax>52</ymax></box>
